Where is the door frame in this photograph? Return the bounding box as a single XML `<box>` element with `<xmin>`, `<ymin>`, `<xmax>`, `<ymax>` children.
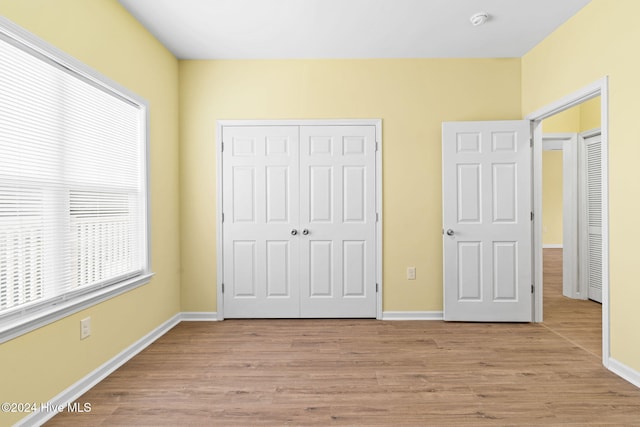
<box><xmin>215</xmin><ymin>119</ymin><xmax>383</xmax><ymax>320</ymax></box>
<box><xmin>541</xmin><ymin>133</ymin><xmax>581</xmax><ymax>300</ymax></box>
<box><xmin>526</xmin><ymin>76</ymin><xmax>610</xmax><ymax>366</ymax></box>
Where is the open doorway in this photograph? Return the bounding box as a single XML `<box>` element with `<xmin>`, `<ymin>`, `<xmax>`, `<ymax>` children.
<box><xmin>527</xmin><ymin>77</ymin><xmax>610</xmax><ymax>366</ymax></box>
<box><xmin>540</xmin><ymin>96</ymin><xmax>602</xmax><ymax>357</ymax></box>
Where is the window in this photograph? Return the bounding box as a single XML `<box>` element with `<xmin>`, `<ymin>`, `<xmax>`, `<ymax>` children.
<box><xmin>0</xmin><ymin>18</ymin><xmax>151</xmax><ymax>342</ymax></box>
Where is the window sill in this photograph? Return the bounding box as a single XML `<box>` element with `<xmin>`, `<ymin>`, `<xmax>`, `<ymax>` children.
<box><xmin>0</xmin><ymin>273</ymin><xmax>154</xmax><ymax>344</ymax></box>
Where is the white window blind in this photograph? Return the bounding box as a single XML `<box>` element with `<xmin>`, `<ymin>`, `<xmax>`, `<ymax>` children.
<box><xmin>0</xmin><ymin>18</ymin><xmax>150</xmax><ymax>340</ymax></box>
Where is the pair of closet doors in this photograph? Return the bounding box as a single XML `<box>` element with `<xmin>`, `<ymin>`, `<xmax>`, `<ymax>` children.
<box><xmin>220</xmin><ymin>122</ymin><xmax>379</xmax><ymax>318</ymax></box>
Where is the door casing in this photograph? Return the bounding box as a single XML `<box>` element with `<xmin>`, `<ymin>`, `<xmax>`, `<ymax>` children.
<box><xmin>542</xmin><ymin>133</ymin><xmax>581</xmax><ymax>300</ymax></box>
<box><xmin>526</xmin><ymin>77</ymin><xmax>610</xmax><ymax>366</ymax></box>
<box><xmin>216</xmin><ymin>119</ymin><xmax>383</xmax><ymax>320</ymax></box>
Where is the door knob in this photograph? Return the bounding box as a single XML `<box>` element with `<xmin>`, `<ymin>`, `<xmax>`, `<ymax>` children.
<box><xmin>290</xmin><ymin>229</ymin><xmax>298</xmax><ymax>236</ymax></box>
<box><xmin>302</xmin><ymin>229</ymin><xmax>309</xmax><ymax>235</ymax></box>
<box><xmin>446</xmin><ymin>229</ymin><xmax>454</xmax><ymax>236</ymax></box>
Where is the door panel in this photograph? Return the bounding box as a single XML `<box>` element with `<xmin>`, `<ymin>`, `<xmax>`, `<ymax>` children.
<box><xmin>309</xmin><ymin>166</ymin><xmax>333</xmax><ymax>222</ymax></box>
<box><xmin>222</xmin><ymin>124</ymin><xmax>377</xmax><ymax>318</ymax></box>
<box><xmin>266</xmin><ymin>240</ymin><xmax>290</xmax><ymax>297</ymax></box>
<box><xmin>582</xmin><ymin>133</ymin><xmax>602</xmax><ymax>303</ymax></box>
<box><xmin>310</xmin><ymin>240</ymin><xmax>333</xmax><ymax>297</ymax></box>
<box><xmin>443</xmin><ymin>120</ymin><xmax>532</xmax><ymax>322</ymax></box>
<box><xmin>458</xmin><ymin>164</ymin><xmax>482</xmax><ymax>223</ymax></box>
<box><xmin>266</xmin><ymin>167</ymin><xmax>289</xmax><ymax>222</ymax></box>
<box><xmin>233</xmin><ymin>240</ymin><xmax>256</xmax><ymax>297</ymax></box>
<box><xmin>300</xmin><ymin>126</ymin><xmax>377</xmax><ymax>318</ymax></box>
<box><xmin>223</xmin><ymin>126</ymin><xmax>300</xmax><ymax>317</ymax></box>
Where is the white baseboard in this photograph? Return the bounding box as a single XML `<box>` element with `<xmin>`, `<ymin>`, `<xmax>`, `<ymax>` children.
<box><xmin>382</xmin><ymin>311</ymin><xmax>443</xmax><ymax>321</ymax></box>
<box><xmin>543</xmin><ymin>244</ymin><xmax>563</xmax><ymax>248</ymax></box>
<box><xmin>16</xmin><ymin>313</ymin><xmax>182</xmax><ymax>427</ymax></box>
<box><xmin>180</xmin><ymin>312</ymin><xmax>219</xmax><ymax>321</ymax></box>
<box><xmin>608</xmin><ymin>358</ymin><xmax>640</xmax><ymax>389</ymax></box>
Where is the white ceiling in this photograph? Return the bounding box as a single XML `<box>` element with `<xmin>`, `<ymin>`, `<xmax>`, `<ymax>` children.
<box><xmin>118</xmin><ymin>0</ymin><xmax>591</xmax><ymax>60</ymax></box>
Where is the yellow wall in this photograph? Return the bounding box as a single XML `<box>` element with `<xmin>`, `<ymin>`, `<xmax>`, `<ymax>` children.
<box><xmin>580</xmin><ymin>97</ymin><xmax>601</xmax><ymax>132</ymax></box>
<box><xmin>540</xmin><ymin>97</ymin><xmax>601</xmax><ymax>246</ymax></box>
<box><xmin>0</xmin><ymin>1</ymin><xmax>180</xmax><ymax>425</ymax></box>
<box><xmin>179</xmin><ymin>58</ymin><xmax>522</xmax><ymax>313</ymax></box>
<box><xmin>541</xmin><ymin>97</ymin><xmax>601</xmax><ymax>134</ymax></box>
<box><xmin>540</xmin><ymin>107</ymin><xmax>579</xmax><ymax>247</ymax></box>
<box><xmin>542</xmin><ymin>106</ymin><xmax>581</xmax><ymax>133</ymax></box>
<box><xmin>542</xmin><ymin>151</ymin><xmax>563</xmax><ymax>246</ymax></box>
<box><xmin>2</xmin><ymin>0</ymin><xmax>637</xmax><ymax>423</ymax></box>
<box><xmin>522</xmin><ymin>0</ymin><xmax>640</xmax><ymax>372</ymax></box>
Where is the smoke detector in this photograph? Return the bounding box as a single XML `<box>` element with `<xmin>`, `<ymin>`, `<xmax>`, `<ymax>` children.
<box><xmin>470</xmin><ymin>12</ymin><xmax>489</xmax><ymax>26</ymax></box>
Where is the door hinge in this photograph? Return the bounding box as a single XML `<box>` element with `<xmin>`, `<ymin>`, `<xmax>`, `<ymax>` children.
<box><xmin>376</xmin><ymin>212</ymin><xmax>379</xmax><ymax>222</ymax></box>
<box><xmin>222</xmin><ymin>212</ymin><xmax>225</xmax><ymax>223</ymax></box>
<box><xmin>530</xmin><ymin>138</ymin><xmax>533</xmax><ymax>148</ymax></box>
<box><xmin>221</xmin><ymin>142</ymin><xmax>224</xmax><ymax>152</ymax></box>
<box><xmin>375</xmin><ymin>141</ymin><xmax>379</xmax><ymax>151</ymax></box>
<box><xmin>531</xmin><ymin>284</ymin><xmax>534</xmax><ymax>294</ymax></box>
<box><xmin>376</xmin><ymin>283</ymin><xmax>379</xmax><ymax>293</ymax></box>
<box><xmin>531</xmin><ymin>211</ymin><xmax>534</xmax><ymax>221</ymax></box>
<box><xmin>221</xmin><ymin>283</ymin><xmax>224</xmax><ymax>293</ymax></box>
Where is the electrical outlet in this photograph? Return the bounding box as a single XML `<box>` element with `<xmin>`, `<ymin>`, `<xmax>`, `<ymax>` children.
<box><xmin>80</xmin><ymin>317</ymin><xmax>91</xmax><ymax>340</ymax></box>
<box><xmin>407</xmin><ymin>267</ymin><xmax>416</xmax><ymax>280</ymax></box>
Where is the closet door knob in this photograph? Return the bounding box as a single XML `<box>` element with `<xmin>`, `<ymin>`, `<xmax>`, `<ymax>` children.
<box><xmin>290</xmin><ymin>229</ymin><xmax>298</xmax><ymax>236</ymax></box>
<box><xmin>302</xmin><ymin>229</ymin><xmax>309</xmax><ymax>235</ymax></box>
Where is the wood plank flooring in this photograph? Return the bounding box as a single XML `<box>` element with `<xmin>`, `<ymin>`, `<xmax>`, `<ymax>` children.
<box><xmin>542</xmin><ymin>248</ymin><xmax>602</xmax><ymax>358</ymax></box>
<box><xmin>46</xmin><ymin>250</ymin><xmax>639</xmax><ymax>426</ymax></box>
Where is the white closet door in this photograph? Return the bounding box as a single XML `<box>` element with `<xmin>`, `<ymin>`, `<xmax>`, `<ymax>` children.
<box><xmin>222</xmin><ymin>126</ymin><xmax>300</xmax><ymax>317</ymax></box>
<box><xmin>583</xmin><ymin>134</ymin><xmax>602</xmax><ymax>303</ymax></box>
<box><xmin>299</xmin><ymin>126</ymin><xmax>377</xmax><ymax>317</ymax></box>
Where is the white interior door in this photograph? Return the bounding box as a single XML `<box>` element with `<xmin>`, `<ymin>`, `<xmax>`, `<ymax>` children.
<box><xmin>299</xmin><ymin>126</ymin><xmax>377</xmax><ymax>317</ymax></box>
<box><xmin>223</xmin><ymin>126</ymin><xmax>300</xmax><ymax>317</ymax></box>
<box><xmin>222</xmin><ymin>123</ymin><xmax>377</xmax><ymax>318</ymax></box>
<box><xmin>580</xmin><ymin>132</ymin><xmax>603</xmax><ymax>303</ymax></box>
<box><xmin>442</xmin><ymin>120</ymin><xmax>532</xmax><ymax>321</ymax></box>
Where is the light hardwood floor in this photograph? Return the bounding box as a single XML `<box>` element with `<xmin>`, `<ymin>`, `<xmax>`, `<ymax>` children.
<box><xmin>47</xmin><ymin>249</ymin><xmax>639</xmax><ymax>426</ymax></box>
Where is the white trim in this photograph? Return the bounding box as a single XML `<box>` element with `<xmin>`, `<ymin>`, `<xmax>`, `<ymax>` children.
<box><xmin>542</xmin><ymin>139</ymin><xmax>564</xmax><ymax>151</ymax></box>
<box><xmin>526</xmin><ymin>79</ymin><xmax>602</xmax><ymax>121</ymax></box>
<box><xmin>217</xmin><ymin>119</ymin><xmax>382</xmax><ymax>127</ymax></box>
<box><xmin>216</xmin><ymin>119</ymin><xmax>383</xmax><ymax>319</ymax></box>
<box><xmin>526</xmin><ymin>76</ymin><xmax>610</xmax><ymax>368</ymax></box>
<box><xmin>608</xmin><ymin>358</ymin><xmax>640</xmax><ymax>389</ymax></box>
<box><xmin>542</xmin><ymin>133</ymin><xmax>580</xmax><ymax>300</ymax></box>
<box><xmin>581</xmin><ymin>128</ymin><xmax>601</xmax><ymax>139</ymax></box>
<box><xmin>562</xmin><ymin>133</ymin><xmax>581</xmax><ymax>300</ymax></box>
<box><xmin>375</xmin><ymin>121</ymin><xmax>383</xmax><ymax>320</ymax></box>
<box><xmin>215</xmin><ymin>121</ymin><xmax>224</xmax><ymax>321</ymax></box>
<box><xmin>180</xmin><ymin>312</ymin><xmax>219</xmax><ymax>321</ymax></box>
<box><xmin>543</xmin><ymin>244</ymin><xmax>563</xmax><ymax>249</ymax></box>
<box><xmin>15</xmin><ymin>313</ymin><xmax>181</xmax><ymax>427</ymax></box>
<box><xmin>381</xmin><ymin>311</ymin><xmax>443</xmax><ymax>321</ymax></box>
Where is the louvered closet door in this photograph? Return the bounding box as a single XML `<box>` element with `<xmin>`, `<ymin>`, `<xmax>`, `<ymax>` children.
<box><xmin>583</xmin><ymin>134</ymin><xmax>602</xmax><ymax>303</ymax></box>
<box><xmin>222</xmin><ymin>126</ymin><xmax>300</xmax><ymax>317</ymax></box>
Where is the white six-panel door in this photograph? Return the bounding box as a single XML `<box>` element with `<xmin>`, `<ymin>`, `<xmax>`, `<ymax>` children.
<box><xmin>299</xmin><ymin>126</ymin><xmax>377</xmax><ymax>317</ymax></box>
<box><xmin>442</xmin><ymin>121</ymin><xmax>532</xmax><ymax>322</ymax></box>
<box><xmin>222</xmin><ymin>124</ymin><xmax>377</xmax><ymax>318</ymax></box>
<box><xmin>223</xmin><ymin>126</ymin><xmax>300</xmax><ymax>317</ymax></box>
